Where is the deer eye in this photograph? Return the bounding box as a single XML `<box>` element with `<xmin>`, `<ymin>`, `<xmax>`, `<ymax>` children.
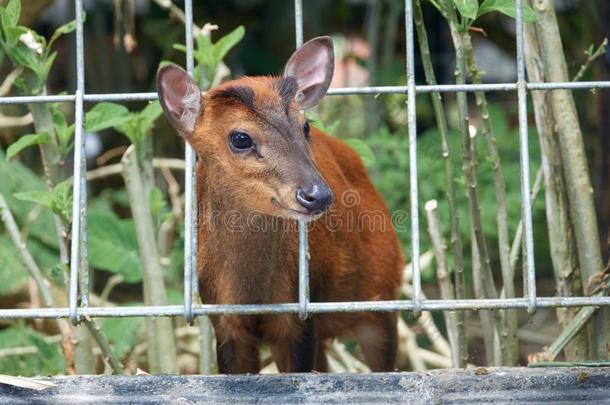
<box><xmin>303</xmin><ymin>121</ymin><xmax>310</xmax><ymax>139</ymax></box>
<box><xmin>229</xmin><ymin>131</ymin><xmax>254</xmax><ymax>152</ymax></box>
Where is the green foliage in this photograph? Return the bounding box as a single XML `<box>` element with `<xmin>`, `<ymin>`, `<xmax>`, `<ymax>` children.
<box><xmin>0</xmin><ymin>324</ymin><xmax>65</xmax><ymax>376</ymax></box>
<box><xmin>14</xmin><ymin>179</ymin><xmax>73</xmax><ymax>224</ymax></box>
<box><xmin>100</xmin><ymin>317</ymin><xmax>145</xmax><ymax>360</ymax></box>
<box><xmin>85</xmin><ymin>101</ymin><xmax>162</xmax><ymax>147</ymax></box>
<box><xmin>88</xmin><ymin>211</ymin><xmax>143</xmax><ymax>283</ymax></box>
<box><xmin>477</xmin><ymin>0</ymin><xmax>538</xmax><ymax>22</ymax></box>
<box><xmin>173</xmin><ymin>25</ymin><xmax>245</xmax><ymax>88</ymax></box>
<box><xmin>452</xmin><ymin>0</ymin><xmax>479</xmax><ymax>20</ymax></box>
<box><xmin>6</xmin><ymin>132</ymin><xmax>50</xmax><ymax>160</ymax></box>
<box><xmin>0</xmin><ymin>0</ymin><xmax>81</xmax><ymax>94</ymax></box>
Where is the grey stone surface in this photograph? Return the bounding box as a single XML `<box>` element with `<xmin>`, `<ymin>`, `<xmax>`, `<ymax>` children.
<box><xmin>0</xmin><ymin>367</ymin><xmax>608</xmax><ymax>404</ymax></box>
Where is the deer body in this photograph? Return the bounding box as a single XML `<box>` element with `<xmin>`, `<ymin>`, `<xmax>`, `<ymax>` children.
<box><xmin>158</xmin><ymin>37</ymin><xmax>404</xmax><ymax>374</ymax></box>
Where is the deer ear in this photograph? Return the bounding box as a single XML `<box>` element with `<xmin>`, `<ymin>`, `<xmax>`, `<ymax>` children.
<box><xmin>283</xmin><ymin>36</ymin><xmax>334</xmax><ymax>110</ymax></box>
<box><xmin>156</xmin><ymin>64</ymin><xmax>202</xmax><ymax>141</ymax></box>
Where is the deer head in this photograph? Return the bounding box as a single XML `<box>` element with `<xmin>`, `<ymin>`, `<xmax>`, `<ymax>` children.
<box><xmin>157</xmin><ymin>37</ymin><xmax>335</xmax><ymax>220</ymax></box>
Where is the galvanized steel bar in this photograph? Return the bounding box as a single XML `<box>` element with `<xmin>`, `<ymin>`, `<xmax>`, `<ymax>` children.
<box><xmin>1</xmin><ymin>82</ymin><xmax>609</xmax><ymax>105</ymax></box>
<box><xmin>1</xmin><ymin>296</ymin><xmax>610</xmax><ymax>320</ymax></box>
<box><xmin>68</xmin><ymin>0</ymin><xmax>87</xmax><ymax>325</ymax></box>
<box><xmin>516</xmin><ymin>0</ymin><xmax>537</xmax><ymax>314</ymax></box>
<box><xmin>294</xmin><ymin>0</ymin><xmax>310</xmax><ymax>320</ymax></box>
<box><xmin>405</xmin><ymin>0</ymin><xmax>421</xmax><ymax>314</ymax></box>
<box><xmin>183</xmin><ymin>0</ymin><xmax>196</xmax><ymax>325</ymax></box>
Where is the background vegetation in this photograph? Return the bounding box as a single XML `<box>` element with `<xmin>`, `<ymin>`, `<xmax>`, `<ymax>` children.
<box><xmin>0</xmin><ymin>0</ymin><xmax>608</xmax><ymax>375</ymax></box>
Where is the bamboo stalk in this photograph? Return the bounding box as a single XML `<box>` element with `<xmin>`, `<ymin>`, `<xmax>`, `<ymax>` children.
<box><xmin>413</xmin><ymin>0</ymin><xmax>466</xmax><ymax>367</ymax></box>
<box><xmin>424</xmin><ymin>200</ymin><xmax>459</xmax><ymax>367</ymax></box>
<box><xmin>121</xmin><ymin>145</ymin><xmax>178</xmax><ymax>374</ymax></box>
<box><xmin>528</xmin><ymin>0</ymin><xmax>606</xmax><ymax>359</ymax></box>
<box><xmin>439</xmin><ymin>0</ymin><xmax>510</xmax><ymax>365</ymax></box>
<box><xmin>462</xmin><ymin>33</ymin><xmax>517</xmax><ymax>364</ymax></box>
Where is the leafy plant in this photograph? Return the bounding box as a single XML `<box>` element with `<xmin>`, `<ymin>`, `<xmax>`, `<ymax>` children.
<box><xmin>173</xmin><ymin>25</ymin><xmax>245</xmax><ymax>88</ymax></box>
<box><xmin>0</xmin><ymin>0</ymin><xmax>82</xmax><ymax>94</ymax></box>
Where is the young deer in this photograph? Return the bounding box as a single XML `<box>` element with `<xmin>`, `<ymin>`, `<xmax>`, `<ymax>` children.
<box><xmin>157</xmin><ymin>37</ymin><xmax>404</xmax><ymax>373</ymax></box>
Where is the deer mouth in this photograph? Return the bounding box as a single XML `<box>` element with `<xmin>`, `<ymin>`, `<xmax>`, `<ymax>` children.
<box><xmin>271</xmin><ymin>197</ymin><xmax>324</xmax><ymax>221</ymax></box>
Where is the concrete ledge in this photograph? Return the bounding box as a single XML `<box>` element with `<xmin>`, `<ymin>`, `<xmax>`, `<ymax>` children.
<box><xmin>1</xmin><ymin>367</ymin><xmax>609</xmax><ymax>404</ymax></box>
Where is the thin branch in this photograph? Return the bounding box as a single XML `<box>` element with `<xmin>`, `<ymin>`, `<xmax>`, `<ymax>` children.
<box><xmin>121</xmin><ymin>145</ymin><xmax>177</xmax><ymax>374</ymax></box>
<box><xmin>0</xmin><ymin>194</ymin><xmax>125</xmax><ymax>375</ymax></box>
<box><xmin>151</xmin><ymin>0</ymin><xmax>202</xmax><ymax>37</ymax></box>
<box><xmin>86</xmin><ymin>158</ymin><xmax>185</xmax><ymax>181</ymax></box>
<box><xmin>440</xmin><ymin>0</ymin><xmax>510</xmax><ymax>365</ymax></box>
<box><xmin>509</xmin><ymin>167</ymin><xmax>544</xmax><ymax>272</ymax></box>
<box><xmin>572</xmin><ymin>38</ymin><xmax>608</xmax><ymax>82</ymax></box>
<box><xmin>0</xmin><ymin>113</ymin><xmax>33</xmax><ymax>128</ymax></box>
<box><xmin>84</xmin><ymin>318</ymin><xmax>125</xmax><ymax>375</ymax></box>
<box><xmin>414</xmin><ymin>0</ymin><xmax>467</xmax><ymax>367</ymax></box>
<box><xmin>0</xmin><ymin>67</ymin><xmax>24</xmax><ymax>97</ymax></box>
<box><xmin>424</xmin><ymin>199</ymin><xmax>460</xmax><ymax>367</ymax></box>
<box><xmin>462</xmin><ymin>31</ymin><xmax>517</xmax><ymax>364</ymax></box>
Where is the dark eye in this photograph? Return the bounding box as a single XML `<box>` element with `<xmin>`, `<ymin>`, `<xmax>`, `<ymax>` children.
<box><xmin>303</xmin><ymin>121</ymin><xmax>310</xmax><ymax>138</ymax></box>
<box><xmin>229</xmin><ymin>131</ymin><xmax>254</xmax><ymax>151</ymax></box>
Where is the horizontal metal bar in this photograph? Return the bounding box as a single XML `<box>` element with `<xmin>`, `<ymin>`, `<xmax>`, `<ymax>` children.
<box><xmin>1</xmin><ymin>297</ymin><xmax>609</xmax><ymax>319</ymax></box>
<box><xmin>1</xmin><ymin>81</ymin><xmax>608</xmax><ymax>105</ymax></box>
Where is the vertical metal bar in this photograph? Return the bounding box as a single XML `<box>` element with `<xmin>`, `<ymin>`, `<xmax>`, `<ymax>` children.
<box><xmin>294</xmin><ymin>0</ymin><xmax>309</xmax><ymax>320</ymax></box>
<box><xmin>294</xmin><ymin>0</ymin><xmax>304</xmax><ymax>48</ymax></box>
<box><xmin>515</xmin><ymin>0</ymin><xmax>536</xmax><ymax>315</ymax></box>
<box><xmin>405</xmin><ymin>0</ymin><xmax>421</xmax><ymax>314</ymax></box>
<box><xmin>183</xmin><ymin>0</ymin><xmax>196</xmax><ymax>325</ymax></box>
<box><xmin>298</xmin><ymin>220</ymin><xmax>309</xmax><ymax>320</ymax></box>
<box><xmin>69</xmin><ymin>0</ymin><xmax>87</xmax><ymax>325</ymax></box>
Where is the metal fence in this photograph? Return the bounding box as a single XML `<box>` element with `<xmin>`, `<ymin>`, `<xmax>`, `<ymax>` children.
<box><xmin>1</xmin><ymin>0</ymin><xmax>610</xmax><ymax>349</ymax></box>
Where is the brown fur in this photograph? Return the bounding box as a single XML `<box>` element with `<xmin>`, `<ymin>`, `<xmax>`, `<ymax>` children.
<box><xmin>192</xmin><ymin>76</ymin><xmax>404</xmax><ymax>373</ymax></box>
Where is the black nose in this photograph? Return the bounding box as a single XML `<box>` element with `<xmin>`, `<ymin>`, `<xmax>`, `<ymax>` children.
<box><xmin>295</xmin><ymin>183</ymin><xmax>333</xmax><ymax>213</ymax></box>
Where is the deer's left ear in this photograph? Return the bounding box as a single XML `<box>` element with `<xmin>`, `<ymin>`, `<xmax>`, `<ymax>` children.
<box><xmin>283</xmin><ymin>36</ymin><xmax>334</xmax><ymax>110</ymax></box>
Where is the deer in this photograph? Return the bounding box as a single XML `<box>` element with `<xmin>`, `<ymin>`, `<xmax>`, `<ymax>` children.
<box><xmin>157</xmin><ymin>36</ymin><xmax>404</xmax><ymax>374</ymax></box>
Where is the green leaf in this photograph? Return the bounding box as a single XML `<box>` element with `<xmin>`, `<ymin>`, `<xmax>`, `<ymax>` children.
<box><xmin>13</xmin><ymin>190</ymin><xmax>52</xmax><ymax>207</ymax></box>
<box><xmin>149</xmin><ymin>186</ymin><xmax>166</xmax><ymax>218</ymax></box>
<box><xmin>0</xmin><ymin>236</ymin><xmax>29</xmax><ymax>295</ymax></box>
<box><xmin>6</xmin><ymin>42</ymin><xmax>39</xmax><ymax>72</ymax></box>
<box><xmin>139</xmin><ymin>101</ymin><xmax>162</xmax><ymax>134</ymax></box>
<box><xmin>478</xmin><ymin>0</ymin><xmax>538</xmax><ymax>23</ymax></box>
<box><xmin>4</xmin><ymin>25</ymin><xmax>27</xmax><ymax>47</ymax></box>
<box><xmin>212</xmin><ymin>25</ymin><xmax>245</xmax><ymax>67</ymax></box>
<box><xmin>453</xmin><ymin>0</ymin><xmax>479</xmax><ymax>20</ymax></box>
<box><xmin>88</xmin><ymin>211</ymin><xmax>143</xmax><ymax>283</ymax></box>
<box><xmin>51</xmin><ymin>104</ymin><xmax>75</xmax><ymax>154</ymax></box>
<box><xmin>0</xmin><ymin>0</ymin><xmax>20</xmax><ymax>31</ymax></box>
<box><xmin>85</xmin><ymin>102</ymin><xmax>130</xmax><ymax>132</ymax></box>
<box><xmin>6</xmin><ymin>132</ymin><xmax>51</xmax><ymax>160</ymax></box>
<box><xmin>50</xmin><ymin>179</ymin><xmax>72</xmax><ymax>223</ymax></box>
<box><xmin>344</xmin><ymin>138</ymin><xmax>376</xmax><ymax>167</ymax></box>
<box><xmin>0</xmin><ymin>326</ymin><xmax>65</xmax><ymax>376</ymax></box>
<box><xmin>100</xmin><ymin>317</ymin><xmax>145</xmax><ymax>359</ymax></box>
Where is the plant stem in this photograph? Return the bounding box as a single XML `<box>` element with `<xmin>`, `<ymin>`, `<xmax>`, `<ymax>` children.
<box><xmin>509</xmin><ymin>168</ymin><xmax>543</xmax><ymax>272</ymax></box>
<box><xmin>530</xmin><ymin>0</ymin><xmax>607</xmax><ymax>359</ymax></box>
<box><xmin>462</xmin><ymin>32</ymin><xmax>517</xmax><ymax>365</ymax></box>
<box><xmin>572</xmin><ymin>38</ymin><xmax>608</xmax><ymax>82</ymax></box>
<box><xmin>440</xmin><ymin>0</ymin><xmax>510</xmax><ymax>365</ymax></box>
<box><xmin>414</xmin><ymin>0</ymin><xmax>466</xmax><ymax>367</ymax></box>
<box><xmin>424</xmin><ymin>200</ymin><xmax>459</xmax><ymax>367</ymax></box>
<box><xmin>84</xmin><ymin>319</ymin><xmax>125</xmax><ymax>374</ymax></box>
<box><xmin>0</xmin><ymin>194</ymin><xmax>124</xmax><ymax>374</ymax></box>
<box><xmin>523</xmin><ymin>20</ymin><xmax>587</xmax><ymax>360</ymax></box>
<box><xmin>28</xmin><ymin>91</ymin><xmax>96</xmax><ymax>374</ymax></box>
<box><xmin>122</xmin><ymin>145</ymin><xmax>178</xmax><ymax>374</ymax></box>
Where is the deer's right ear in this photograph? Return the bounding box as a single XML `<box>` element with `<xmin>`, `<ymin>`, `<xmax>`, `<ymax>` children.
<box><xmin>156</xmin><ymin>64</ymin><xmax>202</xmax><ymax>141</ymax></box>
